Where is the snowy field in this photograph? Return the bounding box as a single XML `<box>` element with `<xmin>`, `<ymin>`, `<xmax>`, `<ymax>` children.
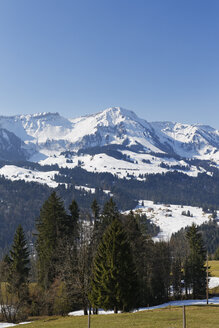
<box><xmin>0</xmin><ymin>323</ymin><xmax>30</xmax><ymax>327</ymax></box>
<box><xmin>0</xmin><ymin>165</ymin><xmax>59</xmax><ymax>188</ymax></box>
<box><xmin>138</xmin><ymin>296</ymin><xmax>219</xmax><ymax>312</ymax></box>
<box><xmin>128</xmin><ymin>200</ymin><xmax>216</xmax><ymax>241</ymax></box>
<box><xmin>209</xmin><ymin>277</ymin><xmax>219</xmax><ymax>289</ymax></box>
<box><xmin>40</xmin><ymin>151</ymin><xmax>204</xmax><ymax>180</ymax></box>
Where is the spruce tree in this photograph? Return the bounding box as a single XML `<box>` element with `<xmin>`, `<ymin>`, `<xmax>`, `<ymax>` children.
<box><xmin>149</xmin><ymin>241</ymin><xmax>171</xmax><ymax>304</ymax></box>
<box><xmin>90</xmin><ymin>199</ymin><xmax>101</xmax><ymax>255</ymax></box>
<box><xmin>185</xmin><ymin>223</ymin><xmax>207</xmax><ymax>298</ymax></box>
<box><xmin>7</xmin><ymin>225</ymin><xmax>30</xmax><ymax>300</ymax></box>
<box><xmin>36</xmin><ymin>192</ymin><xmax>68</xmax><ymax>289</ymax></box>
<box><xmin>96</xmin><ymin>198</ymin><xmax>119</xmax><ymax>239</ymax></box>
<box><xmin>172</xmin><ymin>257</ymin><xmax>182</xmax><ymax>299</ymax></box>
<box><xmin>101</xmin><ymin>198</ymin><xmax>119</xmax><ymax>227</ymax></box>
<box><xmin>60</xmin><ymin>199</ymin><xmax>81</xmax><ymax>309</ymax></box>
<box><xmin>91</xmin><ymin>199</ymin><xmax>100</xmax><ymax>221</ymax></box>
<box><xmin>64</xmin><ymin>199</ymin><xmax>80</xmax><ymax>246</ymax></box>
<box><xmin>89</xmin><ymin>218</ymin><xmax>137</xmax><ymax>313</ymax></box>
<box><xmin>122</xmin><ymin>211</ymin><xmax>152</xmax><ymax>306</ymax></box>
<box><xmin>184</xmin><ymin>256</ymin><xmax>192</xmax><ymax>296</ymax></box>
<box><xmin>69</xmin><ymin>200</ymin><xmax>79</xmax><ymax>230</ymax></box>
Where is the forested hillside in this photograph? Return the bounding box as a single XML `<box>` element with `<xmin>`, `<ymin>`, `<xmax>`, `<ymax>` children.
<box><xmin>2</xmin><ymin>167</ymin><xmax>219</xmax><ymax>253</ymax></box>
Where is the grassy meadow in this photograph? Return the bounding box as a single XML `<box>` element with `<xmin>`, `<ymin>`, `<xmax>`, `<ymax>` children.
<box><xmin>209</xmin><ymin>260</ymin><xmax>219</xmax><ymax>277</ymax></box>
<box><xmin>21</xmin><ymin>305</ymin><xmax>219</xmax><ymax>328</ymax></box>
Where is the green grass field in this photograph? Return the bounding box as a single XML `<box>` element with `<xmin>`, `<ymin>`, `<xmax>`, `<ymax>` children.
<box><xmin>209</xmin><ymin>260</ymin><xmax>219</xmax><ymax>277</ymax></box>
<box><xmin>19</xmin><ymin>305</ymin><xmax>219</xmax><ymax>328</ymax></box>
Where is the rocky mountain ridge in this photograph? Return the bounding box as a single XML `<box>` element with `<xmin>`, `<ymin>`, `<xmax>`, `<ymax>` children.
<box><xmin>0</xmin><ymin>107</ymin><xmax>218</xmax><ymax>183</ymax></box>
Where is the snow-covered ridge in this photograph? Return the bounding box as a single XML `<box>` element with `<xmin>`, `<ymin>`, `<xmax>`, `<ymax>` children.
<box><xmin>0</xmin><ymin>106</ymin><xmax>219</xmax><ymax>159</ymax></box>
<box><xmin>0</xmin><ymin>107</ymin><xmax>219</xmax><ymax>180</ymax></box>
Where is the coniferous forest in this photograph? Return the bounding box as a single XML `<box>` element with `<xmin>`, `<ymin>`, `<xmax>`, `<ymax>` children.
<box><xmin>2</xmin><ymin>167</ymin><xmax>219</xmax><ymax>255</ymax></box>
<box><xmin>0</xmin><ymin>192</ymin><xmax>209</xmax><ymax>323</ymax></box>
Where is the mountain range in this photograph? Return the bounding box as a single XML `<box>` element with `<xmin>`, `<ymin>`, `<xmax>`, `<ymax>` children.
<box><xmin>0</xmin><ymin>107</ymin><xmax>218</xmax><ymax>185</ymax></box>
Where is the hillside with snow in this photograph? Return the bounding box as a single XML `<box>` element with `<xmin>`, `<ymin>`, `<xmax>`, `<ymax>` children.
<box><xmin>128</xmin><ymin>200</ymin><xmax>217</xmax><ymax>241</ymax></box>
<box><xmin>0</xmin><ymin>107</ymin><xmax>219</xmax><ymax>185</ymax></box>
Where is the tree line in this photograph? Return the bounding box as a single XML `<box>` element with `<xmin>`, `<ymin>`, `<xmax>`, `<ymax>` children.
<box><xmin>2</xmin><ymin>166</ymin><xmax>219</xmax><ymax>256</ymax></box>
<box><xmin>0</xmin><ymin>192</ymin><xmax>208</xmax><ymax>322</ymax></box>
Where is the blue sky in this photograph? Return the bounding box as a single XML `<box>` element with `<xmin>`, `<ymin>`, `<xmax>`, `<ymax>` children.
<box><xmin>0</xmin><ymin>0</ymin><xmax>219</xmax><ymax>127</ymax></box>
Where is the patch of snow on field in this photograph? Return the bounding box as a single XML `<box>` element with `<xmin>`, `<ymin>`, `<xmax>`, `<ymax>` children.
<box><xmin>209</xmin><ymin>277</ymin><xmax>219</xmax><ymax>289</ymax></box>
<box><xmin>0</xmin><ymin>323</ymin><xmax>31</xmax><ymax>327</ymax></box>
<box><xmin>69</xmin><ymin>309</ymin><xmax>118</xmax><ymax>316</ymax></box>
<box><xmin>0</xmin><ymin>165</ymin><xmax>59</xmax><ymax>188</ymax></box>
<box><xmin>69</xmin><ymin>292</ymin><xmax>219</xmax><ymax>316</ymax></box>
<box><xmin>137</xmin><ymin>297</ymin><xmax>219</xmax><ymax>312</ymax></box>
<box><xmin>128</xmin><ymin>200</ymin><xmax>215</xmax><ymax>241</ymax></box>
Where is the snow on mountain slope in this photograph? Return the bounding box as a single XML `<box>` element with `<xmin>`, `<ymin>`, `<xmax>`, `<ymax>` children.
<box><xmin>0</xmin><ymin>165</ymin><xmax>59</xmax><ymax>188</ymax></box>
<box><xmin>20</xmin><ymin>112</ymin><xmax>72</xmax><ymax>143</ymax></box>
<box><xmin>67</xmin><ymin>107</ymin><xmax>161</xmax><ymax>152</ymax></box>
<box><xmin>1</xmin><ymin>107</ymin><xmax>219</xmax><ymax>159</ymax></box>
<box><xmin>151</xmin><ymin>121</ymin><xmax>219</xmax><ymax>159</ymax></box>
<box><xmin>129</xmin><ymin>200</ymin><xmax>215</xmax><ymax>241</ymax></box>
<box><xmin>0</xmin><ymin>107</ymin><xmax>219</xmax><ymax>182</ymax></box>
<box><xmin>0</xmin><ymin>112</ymin><xmax>73</xmax><ymax>157</ymax></box>
<box><xmin>41</xmin><ymin>151</ymin><xmax>204</xmax><ymax>179</ymax></box>
<box><xmin>0</xmin><ymin>112</ymin><xmax>72</xmax><ymax>142</ymax></box>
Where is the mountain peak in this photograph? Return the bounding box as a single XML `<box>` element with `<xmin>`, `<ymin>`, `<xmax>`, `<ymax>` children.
<box><xmin>101</xmin><ymin>106</ymin><xmax>138</xmax><ymax>119</ymax></box>
<box><xmin>91</xmin><ymin>107</ymin><xmax>147</xmax><ymax>129</ymax></box>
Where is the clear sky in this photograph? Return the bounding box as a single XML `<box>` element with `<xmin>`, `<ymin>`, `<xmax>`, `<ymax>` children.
<box><xmin>0</xmin><ymin>0</ymin><xmax>219</xmax><ymax>127</ymax></box>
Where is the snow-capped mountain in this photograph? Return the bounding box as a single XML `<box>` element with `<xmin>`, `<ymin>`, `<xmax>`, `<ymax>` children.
<box><xmin>0</xmin><ymin>107</ymin><xmax>219</xmax><ymax>184</ymax></box>
<box><xmin>151</xmin><ymin>121</ymin><xmax>219</xmax><ymax>159</ymax></box>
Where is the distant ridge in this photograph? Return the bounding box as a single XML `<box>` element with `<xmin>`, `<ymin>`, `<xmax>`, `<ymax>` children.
<box><xmin>0</xmin><ymin>106</ymin><xmax>218</xmax><ymax>183</ymax></box>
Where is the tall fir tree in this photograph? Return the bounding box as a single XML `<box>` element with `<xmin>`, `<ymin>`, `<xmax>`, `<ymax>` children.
<box><xmin>149</xmin><ymin>241</ymin><xmax>171</xmax><ymax>304</ymax></box>
<box><xmin>7</xmin><ymin>225</ymin><xmax>30</xmax><ymax>300</ymax></box>
<box><xmin>36</xmin><ymin>192</ymin><xmax>68</xmax><ymax>289</ymax></box>
<box><xmin>65</xmin><ymin>199</ymin><xmax>80</xmax><ymax>249</ymax></box>
<box><xmin>89</xmin><ymin>218</ymin><xmax>137</xmax><ymax>313</ymax></box>
<box><xmin>91</xmin><ymin>199</ymin><xmax>100</xmax><ymax>221</ymax></box>
<box><xmin>90</xmin><ymin>198</ymin><xmax>119</xmax><ymax>260</ymax></box>
<box><xmin>171</xmin><ymin>257</ymin><xmax>182</xmax><ymax>299</ymax></box>
<box><xmin>101</xmin><ymin>198</ymin><xmax>119</xmax><ymax>227</ymax></box>
<box><xmin>185</xmin><ymin>223</ymin><xmax>207</xmax><ymax>298</ymax></box>
<box><xmin>59</xmin><ymin>199</ymin><xmax>82</xmax><ymax>310</ymax></box>
<box><xmin>90</xmin><ymin>199</ymin><xmax>101</xmax><ymax>256</ymax></box>
<box><xmin>121</xmin><ymin>211</ymin><xmax>153</xmax><ymax>306</ymax></box>
<box><xmin>69</xmin><ymin>200</ymin><xmax>80</xmax><ymax>232</ymax></box>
